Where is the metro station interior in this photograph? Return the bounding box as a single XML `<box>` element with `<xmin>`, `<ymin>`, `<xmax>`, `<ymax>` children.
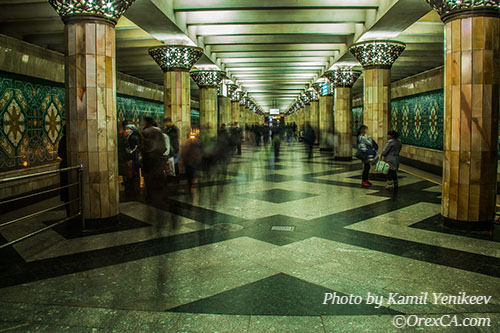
<box><xmin>1</xmin><ymin>0</ymin><xmax>500</xmax><ymax>332</ymax></box>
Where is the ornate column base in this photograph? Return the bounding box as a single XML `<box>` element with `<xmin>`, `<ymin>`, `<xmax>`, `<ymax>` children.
<box><xmin>443</xmin><ymin>217</ymin><xmax>493</xmax><ymax>232</ymax></box>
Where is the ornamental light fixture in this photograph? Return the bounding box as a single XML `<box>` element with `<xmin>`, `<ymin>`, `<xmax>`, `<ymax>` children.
<box><xmin>349</xmin><ymin>40</ymin><xmax>406</xmax><ymax>69</ymax></box>
<box><xmin>231</xmin><ymin>90</ymin><xmax>243</xmax><ymax>102</ymax></box>
<box><xmin>426</xmin><ymin>0</ymin><xmax>500</xmax><ymax>21</ymax></box>
<box><xmin>48</xmin><ymin>0</ymin><xmax>136</xmax><ymax>23</ymax></box>
<box><xmin>300</xmin><ymin>93</ymin><xmax>311</xmax><ymax>105</ymax></box>
<box><xmin>149</xmin><ymin>45</ymin><xmax>203</xmax><ymax>72</ymax></box>
<box><xmin>190</xmin><ymin>70</ymin><xmax>226</xmax><ymax>88</ymax></box>
<box><xmin>323</xmin><ymin>69</ymin><xmax>362</xmax><ymax>88</ymax></box>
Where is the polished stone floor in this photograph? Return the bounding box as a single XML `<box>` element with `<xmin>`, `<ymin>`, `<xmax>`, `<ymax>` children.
<box><xmin>1</xmin><ymin>142</ymin><xmax>500</xmax><ymax>332</ymax></box>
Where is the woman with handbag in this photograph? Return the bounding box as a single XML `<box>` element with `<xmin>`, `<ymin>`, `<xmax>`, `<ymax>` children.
<box><xmin>381</xmin><ymin>130</ymin><xmax>402</xmax><ymax>191</ymax></box>
<box><xmin>356</xmin><ymin>125</ymin><xmax>378</xmax><ymax>188</ymax></box>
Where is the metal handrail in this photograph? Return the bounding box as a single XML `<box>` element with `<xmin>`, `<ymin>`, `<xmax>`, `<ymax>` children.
<box><xmin>0</xmin><ymin>165</ymin><xmax>82</xmax><ymax>183</ymax></box>
<box><xmin>0</xmin><ymin>181</ymin><xmax>79</xmax><ymax>206</ymax></box>
<box><xmin>0</xmin><ymin>164</ymin><xmax>85</xmax><ymax>249</ymax></box>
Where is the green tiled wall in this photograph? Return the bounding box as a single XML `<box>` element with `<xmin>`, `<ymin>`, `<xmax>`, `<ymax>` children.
<box><xmin>351</xmin><ymin>90</ymin><xmax>445</xmax><ymax>151</ymax></box>
<box><xmin>117</xmin><ymin>94</ymin><xmax>164</xmax><ymax>128</ymax></box>
<box><xmin>0</xmin><ymin>72</ymin><xmax>200</xmax><ymax>172</ymax></box>
<box><xmin>352</xmin><ymin>106</ymin><xmax>363</xmax><ymax>137</ymax></box>
<box><xmin>390</xmin><ymin>90</ymin><xmax>444</xmax><ymax>151</ymax></box>
<box><xmin>0</xmin><ymin>72</ymin><xmax>65</xmax><ymax>171</ymax></box>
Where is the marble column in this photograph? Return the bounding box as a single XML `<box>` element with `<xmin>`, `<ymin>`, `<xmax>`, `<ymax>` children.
<box><xmin>239</xmin><ymin>95</ymin><xmax>247</xmax><ymax>127</ymax></box>
<box><xmin>218</xmin><ymin>95</ymin><xmax>230</xmax><ymax>128</ymax></box>
<box><xmin>149</xmin><ymin>45</ymin><xmax>203</xmax><ymax>143</ymax></box>
<box><xmin>313</xmin><ymin>82</ymin><xmax>334</xmax><ymax>151</ymax></box>
<box><xmin>191</xmin><ymin>70</ymin><xmax>225</xmax><ymax>138</ymax></box>
<box><xmin>427</xmin><ymin>1</ymin><xmax>500</xmax><ymax>225</ymax></box>
<box><xmin>301</xmin><ymin>93</ymin><xmax>311</xmax><ymax>131</ymax></box>
<box><xmin>324</xmin><ymin>70</ymin><xmax>362</xmax><ymax>160</ymax></box>
<box><xmin>50</xmin><ymin>0</ymin><xmax>135</xmax><ymax>221</ymax></box>
<box><xmin>349</xmin><ymin>41</ymin><xmax>405</xmax><ymax>150</ymax></box>
<box><xmin>220</xmin><ymin>84</ymin><xmax>237</xmax><ymax>127</ymax></box>
<box><xmin>307</xmin><ymin>90</ymin><xmax>320</xmax><ymax>144</ymax></box>
<box><xmin>298</xmin><ymin>103</ymin><xmax>305</xmax><ymax>132</ymax></box>
<box><xmin>231</xmin><ymin>90</ymin><xmax>243</xmax><ymax>124</ymax></box>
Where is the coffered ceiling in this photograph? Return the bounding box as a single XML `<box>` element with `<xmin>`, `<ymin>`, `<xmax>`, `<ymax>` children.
<box><xmin>0</xmin><ymin>0</ymin><xmax>444</xmax><ymax>113</ymax></box>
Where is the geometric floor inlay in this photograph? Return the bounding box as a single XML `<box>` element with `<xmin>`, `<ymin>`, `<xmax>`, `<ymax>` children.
<box><xmin>239</xmin><ymin>189</ymin><xmax>318</xmax><ymax>204</ymax></box>
<box><xmin>166</xmin><ymin>273</ymin><xmax>402</xmax><ymax>316</ymax></box>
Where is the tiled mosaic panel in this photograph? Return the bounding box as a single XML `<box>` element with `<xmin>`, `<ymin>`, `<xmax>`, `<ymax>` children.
<box><xmin>116</xmin><ymin>94</ymin><xmax>164</xmax><ymax>128</ymax></box>
<box><xmin>0</xmin><ymin>72</ymin><xmax>65</xmax><ymax>171</ymax></box>
<box><xmin>116</xmin><ymin>94</ymin><xmax>200</xmax><ymax>130</ymax></box>
<box><xmin>391</xmin><ymin>90</ymin><xmax>444</xmax><ymax>151</ymax></box>
<box><xmin>351</xmin><ymin>106</ymin><xmax>363</xmax><ymax>136</ymax></box>
<box><xmin>0</xmin><ymin>73</ymin><xmax>202</xmax><ymax>172</ymax></box>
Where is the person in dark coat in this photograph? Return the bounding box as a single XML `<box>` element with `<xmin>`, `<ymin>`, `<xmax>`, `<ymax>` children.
<box><xmin>272</xmin><ymin>126</ymin><xmax>282</xmax><ymax>159</ymax></box>
<box><xmin>381</xmin><ymin>130</ymin><xmax>402</xmax><ymax>191</ymax></box>
<box><xmin>119</xmin><ymin>122</ymin><xmax>141</xmax><ymax>197</ymax></box>
<box><xmin>141</xmin><ymin>117</ymin><xmax>166</xmax><ymax>199</ymax></box>
<box><xmin>357</xmin><ymin>125</ymin><xmax>378</xmax><ymax>188</ymax></box>
<box><xmin>230</xmin><ymin>122</ymin><xmax>242</xmax><ymax>155</ymax></box>
<box><xmin>163</xmin><ymin>117</ymin><xmax>180</xmax><ymax>158</ymax></box>
<box><xmin>303</xmin><ymin>123</ymin><xmax>315</xmax><ymax>159</ymax></box>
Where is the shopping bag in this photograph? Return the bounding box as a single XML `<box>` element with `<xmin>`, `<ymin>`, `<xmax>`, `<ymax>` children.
<box><xmin>165</xmin><ymin>157</ymin><xmax>176</xmax><ymax>176</ymax></box>
<box><xmin>374</xmin><ymin>160</ymin><xmax>390</xmax><ymax>174</ymax></box>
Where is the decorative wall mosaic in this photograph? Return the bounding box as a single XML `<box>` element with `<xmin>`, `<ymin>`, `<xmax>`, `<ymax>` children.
<box><xmin>117</xmin><ymin>94</ymin><xmax>164</xmax><ymax>128</ymax></box>
<box><xmin>390</xmin><ymin>90</ymin><xmax>444</xmax><ymax>151</ymax></box>
<box><xmin>116</xmin><ymin>95</ymin><xmax>200</xmax><ymax>130</ymax></box>
<box><xmin>351</xmin><ymin>106</ymin><xmax>364</xmax><ymax>137</ymax></box>
<box><xmin>0</xmin><ymin>72</ymin><xmax>203</xmax><ymax>172</ymax></box>
<box><xmin>0</xmin><ymin>72</ymin><xmax>65</xmax><ymax>171</ymax></box>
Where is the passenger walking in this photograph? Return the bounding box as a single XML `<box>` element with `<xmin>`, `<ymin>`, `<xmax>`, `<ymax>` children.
<box><xmin>381</xmin><ymin>130</ymin><xmax>402</xmax><ymax>191</ymax></box>
<box><xmin>271</xmin><ymin>126</ymin><xmax>282</xmax><ymax>160</ymax></box>
<box><xmin>303</xmin><ymin>123</ymin><xmax>315</xmax><ymax>159</ymax></box>
<box><xmin>163</xmin><ymin>117</ymin><xmax>180</xmax><ymax>179</ymax></box>
<box><xmin>356</xmin><ymin>125</ymin><xmax>378</xmax><ymax>188</ymax></box>
<box><xmin>120</xmin><ymin>122</ymin><xmax>141</xmax><ymax>196</ymax></box>
<box><xmin>230</xmin><ymin>122</ymin><xmax>242</xmax><ymax>155</ymax></box>
<box><xmin>141</xmin><ymin>117</ymin><xmax>167</xmax><ymax>199</ymax></box>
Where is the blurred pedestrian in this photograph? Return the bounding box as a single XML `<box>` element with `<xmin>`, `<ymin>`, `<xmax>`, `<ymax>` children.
<box><xmin>381</xmin><ymin>130</ymin><xmax>402</xmax><ymax>191</ymax></box>
<box><xmin>356</xmin><ymin>125</ymin><xmax>378</xmax><ymax>188</ymax></box>
<box><xmin>303</xmin><ymin>123</ymin><xmax>315</xmax><ymax>159</ymax></box>
<box><xmin>141</xmin><ymin>117</ymin><xmax>166</xmax><ymax>199</ymax></box>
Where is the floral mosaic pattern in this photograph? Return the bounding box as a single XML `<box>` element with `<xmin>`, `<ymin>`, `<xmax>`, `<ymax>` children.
<box><xmin>116</xmin><ymin>94</ymin><xmax>200</xmax><ymax>130</ymax></box>
<box><xmin>0</xmin><ymin>73</ymin><xmax>203</xmax><ymax>172</ymax></box>
<box><xmin>390</xmin><ymin>90</ymin><xmax>444</xmax><ymax>150</ymax></box>
<box><xmin>0</xmin><ymin>73</ymin><xmax>65</xmax><ymax>171</ymax></box>
<box><xmin>117</xmin><ymin>94</ymin><xmax>164</xmax><ymax>129</ymax></box>
<box><xmin>351</xmin><ymin>106</ymin><xmax>364</xmax><ymax>137</ymax></box>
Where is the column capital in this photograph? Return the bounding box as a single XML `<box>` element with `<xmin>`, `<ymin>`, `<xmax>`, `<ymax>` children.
<box><xmin>300</xmin><ymin>93</ymin><xmax>311</xmax><ymax>105</ymax></box>
<box><xmin>306</xmin><ymin>89</ymin><xmax>319</xmax><ymax>101</ymax></box>
<box><xmin>231</xmin><ymin>90</ymin><xmax>243</xmax><ymax>102</ymax></box>
<box><xmin>324</xmin><ymin>69</ymin><xmax>362</xmax><ymax>88</ymax></box>
<box><xmin>239</xmin><ymin>94</ymin><xmax>248</xmax><ymax>106</ymax></box>
<box><xmin>49</xmin><ymin>0</ymin><xmax>135</xmax><ymax>25</ymax></box>
<box><xmin>427</xmin><ymin>0</ymin><xmax>500</xmax><ymax>22</ymax></box>
<box><xmin>349</xmin><ymin>40</ymin><xmax>406</xmax><ymax>69</ymax></box>
<box><xmin>191</xmin><ymin>70</ymin><xmax>226</xmax><ymax>88</ymax></box>
<box><xmin>149</xmin><ymin>45</ymin><xmax>203</xmax><ymax>72</ymax></box>
<box><xmin>227</xmin><ymin>84</ymin><xmax>239</xmax><ymax>95</ymax></box>
<box><xmin>246</xmin><ymin>98</ymin><xmax>254</xmax><ymax>109</ymax></box>
<box><xmin>312</xmin><ymin>82</ymin><xmax>323</xmax><ymax>95</ymax></box>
